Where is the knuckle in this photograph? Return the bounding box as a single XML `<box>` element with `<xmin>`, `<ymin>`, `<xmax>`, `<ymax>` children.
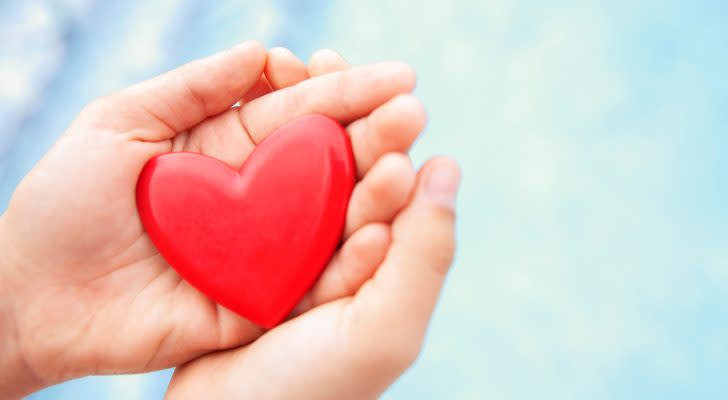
<box><xmin>388</xmin><ymin>61</ymin><xmax>417</xmax><ymax>90</ymax></box>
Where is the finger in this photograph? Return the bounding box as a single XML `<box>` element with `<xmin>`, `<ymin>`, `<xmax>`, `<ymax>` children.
<box><xmin>307</xmin><ymin>49</ymin><xmax>349</xmax><ymax>77</ymax></box>
<box><xmin>346</xmin><ymin>157</ymin><xmax>460</xmax><ymax>365</ymax></box>
<box><xmin>344</xmin><ymin>153</ymin><xmax>415</xmax><ymax>239</ymax></box>
<box><xmin>348</xmin><ymin>94</ymin><xmax>427</xmax><ymax>178</ymax></box>
<box><xmin>244</xmin><ymin>48</ymin><xmax>345</xmax><ymax>104</ymax></box>
<box><xmin>98</xmin><ymin>41</ymin><xmax>266</xmax><ymax>141</ymax></box>
<box><xmin>240</xmin><ymin>61</ymin><xmax>416</xmax><ymax>143</ymax></box>
<box><xmin>182</xmin><ymin>108</ymin><xmax>257</xmax><ymax>169</ymax></box>
<box><xmin>242</xmin><ymin>48</ymin><xmax>310</xmax><ymax>104</ymax></box>
<box><xmin>266</xmin><ymin>47</ymin><xmax>309</xmax><ymax>90</ymax></box>
<box><xmin>292</xmin><ymin>223</ymin><xmax>390</xmax><ymax>316</ymax></box>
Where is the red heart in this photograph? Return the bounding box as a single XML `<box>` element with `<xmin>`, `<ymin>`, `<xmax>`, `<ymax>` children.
<box><xmin>136</xmin><ymin>114</ymin><xmax>355</xmax><ymax>328</ymax></box>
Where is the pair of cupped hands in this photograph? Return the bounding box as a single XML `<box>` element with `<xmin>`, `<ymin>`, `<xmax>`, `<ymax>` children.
<box><xmin>0</xmin><ymin>41</ymin><xmax>460</xmax><ymax>399</ymax></box>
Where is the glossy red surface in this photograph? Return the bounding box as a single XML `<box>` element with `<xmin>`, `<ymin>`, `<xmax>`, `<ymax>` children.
<box><xmin>136</xmin><ymin>114</ymin><xmax>355</xmax><ymax>328</ymax></box>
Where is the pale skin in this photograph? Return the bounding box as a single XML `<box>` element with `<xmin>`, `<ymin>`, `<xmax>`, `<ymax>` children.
<box><xmin>0</xmin><ymin>42</ymin><xmax>460</xmax><ymax>399</ymax></box>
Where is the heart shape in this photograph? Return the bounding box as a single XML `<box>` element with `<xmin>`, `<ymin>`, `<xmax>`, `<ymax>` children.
<box><xmin>136</xmin><ymin>114</ymin><xmax>355</xmax><ymax>328</ymax></box>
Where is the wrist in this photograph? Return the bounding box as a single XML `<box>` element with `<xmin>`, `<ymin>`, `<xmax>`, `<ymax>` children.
<box><xmin>0</xmin><ymin>216</ymin><xmax>45</xmax><ymax>399</ymax></box>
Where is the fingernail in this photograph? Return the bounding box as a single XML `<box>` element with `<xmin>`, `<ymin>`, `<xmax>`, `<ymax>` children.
<box><xmin>423</xmin><ymin>159</ymin><xmax>461</xmax><ymax>209</ymax></box>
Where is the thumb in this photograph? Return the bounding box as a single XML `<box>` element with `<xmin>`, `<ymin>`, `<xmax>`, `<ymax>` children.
<box><xmin>347</xmin><ymin>156</ymin><xmax>460</xmax><ymax>370</ymax></box>
<box><xmin>85</xmin><ymin>41</ymin><xmax>266</xmax><ymax>141</ymax></box>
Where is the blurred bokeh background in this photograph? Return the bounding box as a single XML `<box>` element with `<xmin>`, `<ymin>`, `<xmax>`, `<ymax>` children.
<box><xmin>2</xmin><ymin>0</ymin><xmax>727</xmax><ymax>398</ymax></box>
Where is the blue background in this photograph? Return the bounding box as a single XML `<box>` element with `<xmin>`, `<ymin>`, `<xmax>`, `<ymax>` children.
<box><xmin>2</xmin><ymin>0</ymin><xmax>728</xmax><ymax>398</ymax></box>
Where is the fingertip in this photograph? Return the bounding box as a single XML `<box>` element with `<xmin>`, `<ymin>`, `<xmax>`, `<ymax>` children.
<box><xmin>266</xmin><ymin>47</ymin><xmax>308</xmax><ymax>89</ymax></box>
<box><xmin>384</xmin><ymin>61</ymin><xmax>417</xmax><ymax>92</ymax></box>
<box><xmin>231</xmin><ymin>40</ymin><xmax>267</xmax><ymax>61</ymax></box>
<box><xmin>232</xmin><ymin>40</ymin><xmax>265</xmax><ymax>51</ymax></box>
<box><xmin>417</xmin><ymin>157</ymin><xmax>461</xmax><ymax>211</ymax></box>
<box><xmin>309</xmin><ymin>48</ymin><xmax>344</xmax><ymax>64</ymax></box>
<box><xmin>366</xmin><ymin>153</ymin><xmax>416</xmax><ymax>203</ymax></box>
<box><xmin>347</xmin><ymin>223</ymin><xmax>392</xmax><ymax>257</ymax></box>
<box><xmin>396</xmin><ymin>94</ymin><xmax>427</xmax><ymax>125</ymax></box>
<box><xmin>266</xmin><ymin>47</ymin><xmax>305</xmax><ymax>71</ymax></box>
<box><xmin>423</xmin><ymin>156</ymin><xmax>461</xmax><ymax>176</ymax></box>
<box><xmin>308</xmin><ymin>48</ymin><xmax>349</xmax><ymax>76</ymax></box>
<box><xmin>340</xmin><ymin>222</ymin><xmax>391</xmax><ymax>291</ymax></box>
<box><xmin>213</xmin><ymin>40</ymin><xmax>266</xmax><ymax>75</ymax></box>
<box><xmin>345</xmin><ymin>153</ymin><xmax>415</xmax><ymax>238</ymax></box>
<box><xmin>376</xmin><ymin>152</ymin><xmax>415</xmax><ymax>177</ymax></box>
<box><xmin>227</xmin><ymin>41</ymin><xmax>267</xmax><ymax>80</ymax></box>
<box><xmin>387</xmin><ymin>154</ymin><xmax>417</xmax><ymax>193</ymax></box>
<box><xmin>381</xmin><ymin>94</ymin><xmax>428</xmax><ymax>134</ymax></box>
<box><xmin>268</xmin><ymin>46</ymin><xmax>295</xmax><ymax>58</ymax></box>
<box><xmin>360</xmin><ymin>61</ymin><xmax>417</xmax><ymax>95</ymax></box>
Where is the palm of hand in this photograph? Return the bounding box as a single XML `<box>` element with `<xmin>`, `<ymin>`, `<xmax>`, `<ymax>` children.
<box><xmin>1</xmin><ymin>42</ymin><xmax>424</xmax><ymax>384</ymax></box>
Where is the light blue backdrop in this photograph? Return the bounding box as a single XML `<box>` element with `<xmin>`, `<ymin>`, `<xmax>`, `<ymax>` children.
<box><xmin>1</xmin><ymin>0</ymin><xmax>727</xmax><ymax>398</ymax></box>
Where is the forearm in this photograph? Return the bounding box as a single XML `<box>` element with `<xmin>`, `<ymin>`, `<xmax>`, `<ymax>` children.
<box><xmin>0</xmin><ymin>217</ymin><xmax>44</xmax><ymax>399</ymax></box>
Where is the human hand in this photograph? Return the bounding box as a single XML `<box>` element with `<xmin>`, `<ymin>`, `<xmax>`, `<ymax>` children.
<box><xmin>166</xmin><ymin>157</ymin><xmax>460</xmax><ymax>399</ymax></box>
<box><xmin>0</xmin><ymin>42</ymin><xmax>427</xmax><ymax>397</ymax></box>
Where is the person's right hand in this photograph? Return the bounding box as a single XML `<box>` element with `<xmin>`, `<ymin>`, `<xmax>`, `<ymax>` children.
<box><xmin>167</xmin><ymin>157</ymin><xmax>460</xmax><ymax>400</ymax></box>
<box><xmin>0</xmin><ymin>42</ymin><xmax>427</xmax><ymax>398</ymax></box>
